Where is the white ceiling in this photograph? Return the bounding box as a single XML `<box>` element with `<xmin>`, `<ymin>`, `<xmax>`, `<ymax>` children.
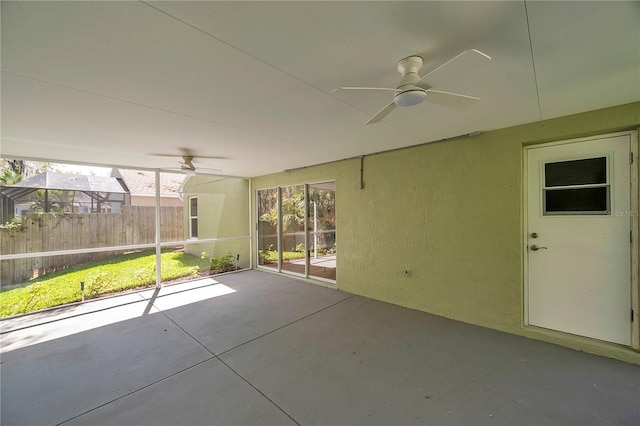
<box><xmin>1</xmin><ymin>1</ymin><xmax>639</xmax><ymax>178</ymax></box>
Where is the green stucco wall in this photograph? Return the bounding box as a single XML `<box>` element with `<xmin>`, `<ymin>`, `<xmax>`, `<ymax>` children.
<box><xmin>251</xmin><ymin>102</ymin><xmax>640</xmax><ymax>363</ymax></box>
<box><xmin>182</xmin><ymin>176</ymin><xmax>251</xmax><ymax>269</ymax></box>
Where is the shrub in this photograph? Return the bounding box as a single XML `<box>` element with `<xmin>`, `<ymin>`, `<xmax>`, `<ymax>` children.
<box><xmin>258</xmin><ymin>244</ymin><xmax>274</xmax><ymax>264</ymax></box>
<box><xmin>201</xmin><ymin>252</ymin><xmax>238</xmax><ymax>274</ymax></box>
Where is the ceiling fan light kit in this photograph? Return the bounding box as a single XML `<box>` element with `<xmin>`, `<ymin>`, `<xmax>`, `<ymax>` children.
<box><xmin>333</xmin><ymin>49</ymin><xmax>491</xmax><ymax>124</ymax></box>
<box><xmin>181</xmin><ymin>167</ymin><xmax>197</xmax><ymax>176</ymax></box>
<box><xmin>394</xmin><ymin>90</ymin><xmax>426</xmax><ymax>107</ymax></box>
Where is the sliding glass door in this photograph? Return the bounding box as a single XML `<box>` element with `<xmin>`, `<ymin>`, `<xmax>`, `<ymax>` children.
<box><xmin>256</xmin><ymin>181</ymin><xmax>336</xmax><ymax>284</ymax></box>
<box><xmin>307</xmin><ymin>182</ymin><xmax>336</xmax><ymax>281</ymax></box>
<box><xmin>257</xmin><ymin>188</ymin><xmax>278</xmax><ymax>270</ymax></box>
<box><xmin>280</xmin><ymin>185</ymin><xmax>306</xmax><ymax>276</ymax></box>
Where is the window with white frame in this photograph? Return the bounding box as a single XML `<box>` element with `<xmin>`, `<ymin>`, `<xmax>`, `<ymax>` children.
<box><xmin>189</xmin><ymin>196</ymin><xmax>198</xmax><ymax>239</ymax></box>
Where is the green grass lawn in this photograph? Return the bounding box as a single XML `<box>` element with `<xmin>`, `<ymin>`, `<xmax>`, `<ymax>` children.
<box><xmin>0</xmin><ymin>250</ymin><xmax>210</xmax><ymax>318</ymax></box>
<box><xmin>260</xmin><ymin>250</ymin><xmax>306</xmax><ymax>262</ymax></box>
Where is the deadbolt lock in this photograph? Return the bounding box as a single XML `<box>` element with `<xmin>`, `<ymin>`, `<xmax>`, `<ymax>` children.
<box><xmin>530</xmin><ymin>232</ymin><xmax>538</xmax><ymax>238</ymax></box>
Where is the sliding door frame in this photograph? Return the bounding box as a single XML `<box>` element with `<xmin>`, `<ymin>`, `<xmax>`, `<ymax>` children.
<box><xmin>255</xmin><ymin>181</ymin><xmax>336</xmax><ymax>285</ymax></box>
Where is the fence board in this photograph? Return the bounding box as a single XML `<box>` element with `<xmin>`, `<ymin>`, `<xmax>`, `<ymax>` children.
<box><xmin>1</xmin><ymin>206</ymin><xmax>183</xmax><ymax>286</ymax></box>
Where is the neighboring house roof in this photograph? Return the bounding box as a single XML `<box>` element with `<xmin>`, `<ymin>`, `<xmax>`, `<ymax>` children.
<box><xmin>113</xmin><ymin>169</ymin><xmax>184</xmax><ymax>199</ymax></box>
<box><xmin>1</xmin><ymin>172</ymin><xmax>127</xmax><ymax>199</ymax></box>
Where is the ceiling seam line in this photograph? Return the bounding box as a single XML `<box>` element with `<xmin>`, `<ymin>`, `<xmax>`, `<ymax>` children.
<box><xmin>523</xmin><ymin>0</ymin><xmax>543</xmax><ymax>121</ymax></box>
<box><xmin>1</xmin><ymin>70</ymin><xmax>277</xmax><ymax>140</ymax></box>
<box><xmin>139</xmin><ymin>1</ymin><xmax>341</xmax><ymax>99</ymax></box>
<box><xmin>139</xmin><ymin>1</ymin><xmax>416</xmax><ymax>137</ymax></box>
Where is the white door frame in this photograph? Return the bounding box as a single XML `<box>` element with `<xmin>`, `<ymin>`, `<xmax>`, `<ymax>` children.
<box><xmin>523</xmin><ymin>130</ymin><xmax>639</xmax><ymax>350</ymax></box>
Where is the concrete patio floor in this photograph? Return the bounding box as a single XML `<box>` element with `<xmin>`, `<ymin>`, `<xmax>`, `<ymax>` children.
<box><xmin>1</xmin><ymin>270</ymin><xmax>639</xmax><ymax>425</ymax></box>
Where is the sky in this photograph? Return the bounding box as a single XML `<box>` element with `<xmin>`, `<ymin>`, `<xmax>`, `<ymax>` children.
<box><xmin>53</xmin><ymin>163</ymin><xmax>112</xmax><ymax>176</ymax></box>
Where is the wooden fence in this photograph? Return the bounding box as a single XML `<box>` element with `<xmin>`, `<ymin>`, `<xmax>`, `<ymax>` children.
<box><xmin>1</xmin><ymin>206</ymin><xmax>183</xmax><ymax>286</ymax></box>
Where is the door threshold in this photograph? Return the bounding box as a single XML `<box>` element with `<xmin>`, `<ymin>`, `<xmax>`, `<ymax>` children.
<box><xmin>521</xmin><ymin>324</ymin><xmax>639</xmax><ymax>365</ymax></box>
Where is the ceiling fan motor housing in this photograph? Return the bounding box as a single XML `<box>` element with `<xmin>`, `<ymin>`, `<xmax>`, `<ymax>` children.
<box><xmin>181</xmin><ymin>156</ymin><xmax>196</xmax><ymax>171</ymax></box>
<box><xmin>397</xmin><ymin>55</ymin><xmax>424</xmax><ymax>75</ymax></box>
<box><xmin>394</xmin><ymin>56</ymin><xmax>427</xmax><ymax>106</ymax></box>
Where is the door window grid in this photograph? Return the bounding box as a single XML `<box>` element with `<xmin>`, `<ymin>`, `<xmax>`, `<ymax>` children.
<box><xmin>542</xmin><ymin>155</ymin><xmax>611</xmax><ymax>215</ymax></box>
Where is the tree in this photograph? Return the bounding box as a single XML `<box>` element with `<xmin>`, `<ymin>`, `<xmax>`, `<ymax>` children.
<box><xmin>0</xmin><ymin>160</ymin><xmax>26</xmax><ymax>185</ymax></box>
<box><xmin>1</xmin><ymin>160</ymin><xmax>61</xmax><ymax>221</ymax></box>
<box><xmin>28</xmin><ymin>189</ymin><xmax>76</xmax><ymax>213</ymax></box>
<box><xmin>259</xmin><ymin>186</ymin><xmax>306</xmax><ymax>233</ymax></box>
<box><xmin>259</xmin><ymin>186</ymin><xmax>335</xmax><ymax>238</ymax></box>
<box><xmin>0</xmin><ymin>159</ymin><xmax>54</xmax><ymax>185</ymax></box>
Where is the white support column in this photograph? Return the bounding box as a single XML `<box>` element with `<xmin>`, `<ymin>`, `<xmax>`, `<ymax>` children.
<box><xmin>155</xmin><ymin>170</ymin><xmax>162</xmax><ymax>289</ymax></box>
<box><xmin>277</xmin><ymin>187</ymin><xmax>283</xmax><ymax>272</ymax></box>
<box><xmin>304</xmin><ymin>184</ymin><xmax>309</xmax><ymax>277</ymax></box>
<box><xmin>313</xmin><ymin>200</ymin><xmax>318</xmax><ymax>260</ymax></box>
<box><xmin>248</xmin><ymin>178</ymin><xmax>253</xmax><ymax>269</ymax></box>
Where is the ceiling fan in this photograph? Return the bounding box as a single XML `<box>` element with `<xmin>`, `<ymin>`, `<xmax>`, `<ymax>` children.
<box><xmin>333</xmin><ymin>49</ymin><xmax>491</xmax><ymax>124</ymax></box>
<box><xmin>150</xmin><ymin>148</ymin><xmax>225</xmax><ymax>175</ymax></box>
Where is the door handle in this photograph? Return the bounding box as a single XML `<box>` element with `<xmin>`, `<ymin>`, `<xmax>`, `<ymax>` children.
<box><xmin>530</xmin><ymin>244</ymin><xmax>547</xmax><ymax>251</ymax></box>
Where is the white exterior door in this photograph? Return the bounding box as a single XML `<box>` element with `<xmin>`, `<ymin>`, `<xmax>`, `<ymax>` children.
<box><xmin>526</xmin><ymin>134</ymin><xmax>632</xmax><ymax>345</ymax></box>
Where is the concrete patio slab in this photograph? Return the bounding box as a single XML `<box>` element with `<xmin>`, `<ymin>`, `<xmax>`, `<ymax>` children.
<box><xmin>1</xmin><ymin>303</ymin><xmax>213</xmax><ymax>425</ymax></box>
<box><xmin>1</xmin><ymin>270</ymin><xmax>638</xmax><ymax>426</ymax></box>
<box><xmin>135</xmin><ymin>276</ymin><xmax>225</xmax><ymax>299</ymax></box>
<box><xmin>0</xmin><ymin>276</ymin><xmax>220</xmax><ymax>335</ymax></box>
<box><xmin>64</xmin><ymin>358</ymin><xmax>297</xmax><ymax>426</ymax></box>
<box><xmin>156</xmin><ymin>270</ymin><xmax>352</xmax><ymax>354</ymax></box>
<box><xmin>0</xmin><ymin>292</ymin><xmax>145</xmax><ymax>334</ymax></box>
<box><xmin>221</xmin><ymin>296</ymin><xmax>640</xmax><ymax>425</ymax></box>
<box><xmin>0</xmin><ymin>297</ymin><xmax>161</xmax><ymax>352</ymax></box>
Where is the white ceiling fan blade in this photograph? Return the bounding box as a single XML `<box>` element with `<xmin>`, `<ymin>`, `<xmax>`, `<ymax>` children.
<box><xmin>332</xmin><ymin>87</ymin><xmax>398</xmax><ymax>93</ymax></box>
<box><xmin>149</xmin><ymin>149</ymin><xmax>226</xmax><ymax>160</ymax></box>
<box><xmin>417</xmin><ymin>49</ymin><xmax>491</xmax><ymax>85</ymax></box>
<box><xmin>150</xmin><ymin>153</ymin><xmax>226</xmax><ymax>159</ymax></box>
<box><xmin>190</xmin><ymin>155</ymin><xmax>226</xmax><ymax>160</ymax></box>
<box><xmin>425</xmin><ymin>89</ymin><xmax>479</xmax><ymax>110</ymax></box>
<box><xmin>366</xmin><ymin>101</ymin><xmax>397</xmax><ymax>125</ymax></box>
<box><xmin>150</xmin><ymin>153</ymin><xmax>184</xmax><ymax>157</ymax></box>
<box><xmin>162</xmin><ymin>167</ymin><xmax>222</xmax><ymax>175</ymax></box>
<box><xmin>162</xmin><ymin>167</ymin><xmax>195</xmax><ymax>175</ymax></box>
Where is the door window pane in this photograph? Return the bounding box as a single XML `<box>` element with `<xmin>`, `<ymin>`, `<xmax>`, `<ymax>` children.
<box><xmin>544</xmin><ymin>187</ymin><xmax>609</xmax><ymax>214</ymax></box>
<box><xmin>545</xmin><ymin>157</ymin><xmax>606</xmax><ymax>187</ymax></box>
